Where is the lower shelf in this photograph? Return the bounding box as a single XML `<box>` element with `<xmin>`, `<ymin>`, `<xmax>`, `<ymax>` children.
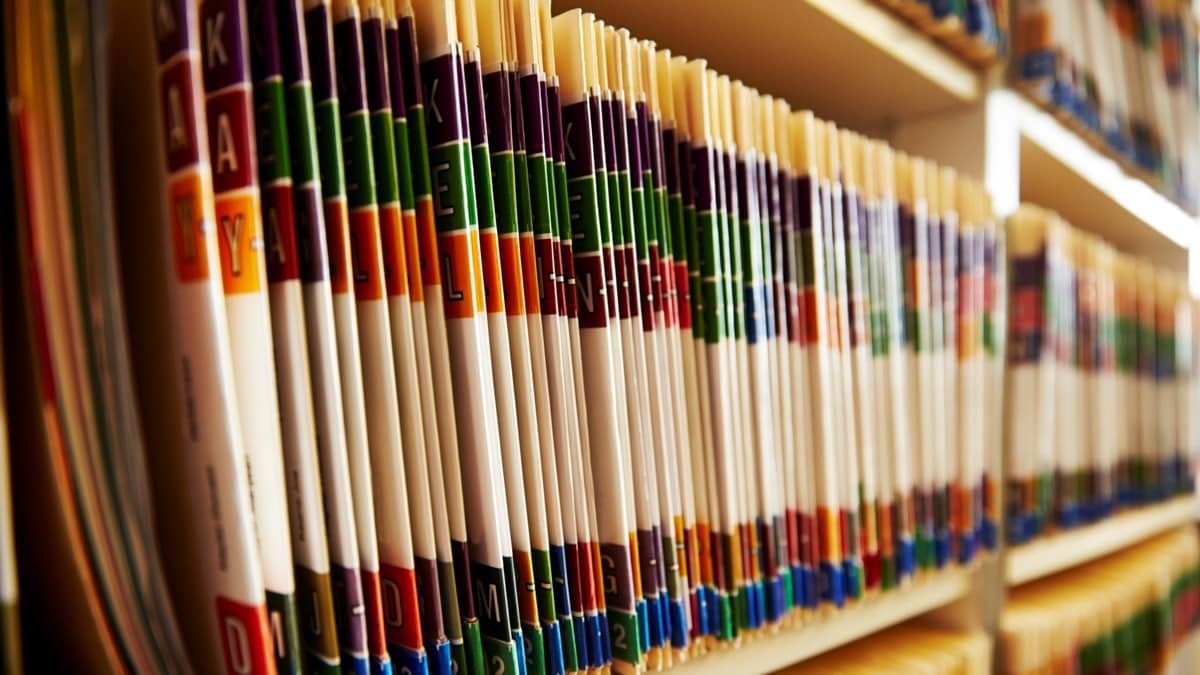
<box><xmin>1005</xmin><ymin>496</ymin><xmax>1200</xmax><ymax>587</ymax></box>
<box><xmin>672</xmin><ymin>569</ymin><xmax>971</xmax><ymax>674</ymax></box>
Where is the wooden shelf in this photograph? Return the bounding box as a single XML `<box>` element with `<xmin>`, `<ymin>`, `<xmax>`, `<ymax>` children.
<box><xmin>671</xmin><ymin>570</ymin><xmax>971</xmax><ymax>674</ymax></box>
<box><xmin>1005</xmin><ymin>497</ymin><xmax>1200</xmax><ymax>587</ymax></box>
<box><xmin>1011</xmin><ymin>93</ymin><xmax>1198</xmax><ymax>275</ymax></box>
<box><xmin>560</xmin><ymin>0</ymin><xmax>980</xmax><ymax>133</ymax></box>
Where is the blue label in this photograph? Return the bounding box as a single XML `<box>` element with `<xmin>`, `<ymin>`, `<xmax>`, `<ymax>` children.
<box><xmin>819</xmin><ymin>562</ymin><xmax>844</xmax><ymax>607</ymax></box>
<box><xmin>541</xmin><ymin>620</ymin><xmax>564</xmax><ymax>675</ymax></box>
<box><xmin>388</xmin><ymin>646</ymin><xmax>427</xmax><ymax>675</ymax></box>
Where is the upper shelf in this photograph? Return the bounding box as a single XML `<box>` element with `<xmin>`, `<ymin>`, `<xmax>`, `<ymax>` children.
<box><xmin>560</xmin><ymin>0</ymin><xmax>981</xmax><ymax>133</ymax></box>
<box><xmin>667</xmin><ymin>569</ymin><xmax>970</xmax><ymax>674</ymax></box>
<box><xmin>1005</xmin><ymin>496</ymin><xmax>1200</xmax><ymax>587</ymax></box>
<box><xmin>1010</xmin><ymin>93</ymin><xmax>1198</xmax><ymax>274</ymax></box>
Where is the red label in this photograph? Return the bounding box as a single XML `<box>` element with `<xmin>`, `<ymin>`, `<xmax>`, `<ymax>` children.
<box><xmin>379</xmin><ymin>563</ymin><xmax>424</xmax><ymax>651</ymax></box>
<box><xmin>675</xmin><ymin>262</ymin><xmax>692</xmax><ymax>330</ymax></box>
<box><xmin>160</xmin><ymin>58</ymin><xmax>201</xmax><ymax>173</ymax></box>
<box><xmin>206</xmin><ymin>89</ymin><xmax>253</xmax><ymax>194</ymax></box>
<box><xmin>263</xmin><ymin>183</ymin><xmax>299</xmax><ymax>283</ymax></box>
<box><xmin>215</xmin><ymin>596</ymin><xmax>274</xmax><ymax>675</ymax></box>
<box><xmin>324</xmin><ymin>200</ymin><xmax>351</xmax><ymax>295</ymax></box>
<box><xmin>360</xmin><ymin>570</ymin><xmax>389</xmax><ymax>660</ymax></box>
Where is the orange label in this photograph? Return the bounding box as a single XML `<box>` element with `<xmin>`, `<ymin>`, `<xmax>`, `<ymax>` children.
<box><xmin>215</xmin><ymin>193</ymin><xmax>263</xmax><ymax>295</ymax></box>
<box><xmin>499</xmin><ymin>235</ymin><xmax>525</xmax><ymax>317</ymax></box>
<box><xmin>816</xmin><ymin>506</ymin><xmax>842</xmax><ymax>562</ymax></box>
<box><xmin>1018</xmin><ymin>12</ymin><xmax>1051</xmax><ymax>52</ymax></box>
<box><xmin>479</xmin><ymin>230</ymin><xmax>505</xmax><ymax>315</ymax></box>
<box><xmin>350</xmin><ymin>208</ymin><xmax>384</xmax><ymax>302</ymax></box>
<box><xmin>437</xmin><ymin>231</ymin><xmax>485</xmax><ymax>319</ymax></box>
<box><xmin>402</xmin><ymin>210</ymin><xmax>424</xmax><ymax>302</ymax></box>
<box><xmin>324</xmin><ymin>200</ymin><xmax>351</xmax><ymax>295</ymax></box>
<box><xmin>379</xmin><ymin>205</ymin><xmax>408</xmax><ymax>298</ymax></box>
<box><xmin>169</xmin><ymin>172</ymin><xmax>209</xmax><ymax>282</ymax></box>
<box><xmin>416</xmin><ymin>198</ymin><xmax>441</xmax><ymax>287</ymax></box>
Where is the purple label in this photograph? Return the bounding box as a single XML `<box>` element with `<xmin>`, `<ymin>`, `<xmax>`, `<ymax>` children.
<box><xmin>361</xmin><ymin>17</ymin><xmax>391</xmax><ymax>113</ymax></box>
<box><xmin>384</xmin><ymin>25</ymin><xmax>408</xmax><ymax>119</ymax></box>
<box><xmin>508</xmin><ymin>71</ymin><xmax>526</xmax><ymax>153</ymax></box>
<box><xmin>482</xmin><ymin>71</ymin><xmax>511</xmax><ymax>151</ymax></box>
<box><xmin>599</xmin><ymin>543</ymin><xmax>635</xmax><ymax>612</ymax></box>
<box><xmin>608</xmin><ymin>100</ymin><xmax>629</xmax><ymax>173</ymax></box>
<box><xmin>464</xmin><ymin>59</ymin><xmax>489</xmax><ymax>147</ymax></box>
<box><xmin>546</xmin><ymin>84</ymin><xmax>565</xmax><ymax>164</ymax></box>
<box><xmin>155</xmin><ymin>0</ymin><xmax>191</xmax><ymax>63</ymax></box>
<box><xmin>663</xmin><ymin>128</ymin><xmax>678</xmax><ymax>194</ymax></box>
<box><xmin>519</xmin><ymin>75</ymin><xmax>546</xmax><ymax>157</ymax></box>
<box><xmin>561</xmin><ymin>101</ymin><xmax>595</xmax><ymax>180</ymax></box>
<box><xmin>691</xmin><ymin>146</ymin><xmax>714</xmax><ymax>210</ymax></box>
<box><xmin>649</xmin><ymin>119</ymin><xmax>666</xmax><ymax>190</ymax></box>
<box><xmin>295</xmin><ymin>185</ymin><xmax>329</xmax><ymax>282</ymax></box>
<box><xmin>626</xmin><ymin>117</ymin><xmax>643</xmax><ymax>187</ymax></box>
<box><xmin>247</xmin><ymin>0</ymin><xmax>282</xmax><ymax>82</ymax></box>
<box><xmin>332</xmin><ymin>564</ymin><xmax>369</xmax><ymax>655</ymax></box>
<box><xmin>414</xmin><ymin>557</ymin><xmax>445</xmax><ymax>643</ymax></box>
<box><xmin>451</xmin><ymin>539</ymin><xmax>478</xmax><ymax>619</ymax></box>
<box><xmin>333</xmin><ymin>15</ymin><xmax>365</xmax><ymax>112</ymax></box>
<box><xmin>305</xmin><ymin>3</ymin><xmax>334</xmax><ymax>101</ymax></box>
<box><xmin>200</xmin><ymin>0</ymin><xmax>248</xmax><ymax>92</ymax></box>
<box><xmin>794</xmin><ymin>174</ymin><xmax>818</xmax><ymax>234</ymax></box>
<box><xmin>421</xmin><ymin>52</ymin><xmax>469</xmax><ymax>147</ymax></box>
<box><xmin>593</xmin><ymin>98</ymin><xmax>613</xmax><ymax>174</ymax></box>
<box><xmin>276</xmin><ymin>0</ymin><xmax>309</xmax><ymax>85</ymax></box>
<box><xmin>397</xmin><ymin>17</ymin><xmax>423</xmax><ymax>109</ymax></box>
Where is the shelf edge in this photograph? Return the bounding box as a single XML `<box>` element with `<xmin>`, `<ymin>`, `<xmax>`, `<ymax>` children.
<box><xmin>807</xmin><ymin>0</ymin><xmax>980</xmax><ymax>103</ymax></box>
<box><xmin>1009</xmin><ymin>92</ymin><xmax>1198</xmax><ymax>252</ymax></box>
<box><xmin>1005</xmin><ymin>497</ymin><xmax>1200</xmax><ymax>587</ymax></box>
<box><xmin>671</xmin><ymin>569</ymin><xmax>972</xmax><ymax>674</ymax></box>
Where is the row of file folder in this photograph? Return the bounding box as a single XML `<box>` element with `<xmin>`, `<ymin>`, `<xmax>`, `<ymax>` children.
<box><xmin>1015</xmin><ymin>0</ymin><xmax>1200</xmax><ymax>213</ymax></box>
<box><xmin>127</xmin><ymin>0</ymin><xmax>1010</xmax><ymax>672</ymax></box>
<box><xmin>1000</xmin><ymin>526</ymin><xmax>1200</xmax><ymax>675</ymax></box>
<box><xmin>4</xmin><ymin>0</ymin><xmax>1198</xmax><ymax>672</ymax></box>
<box><xmin>1005</xmin><ymin>204</ymin><xmax>1199</xmax><ymax>545</ymax></box>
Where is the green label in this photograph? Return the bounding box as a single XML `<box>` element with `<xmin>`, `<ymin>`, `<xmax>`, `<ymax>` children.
<box><xmin>341</xmin><ymin>111</ymin><xmax>376</xmax><ymax>209</ymax></box>
<box><xmin>285</xmin><ymin>84</ymin><xmax>318</xmax><ymax>184</ymax></box>
<box><xmin>314</xmin><ymin>100</ymin><xmax>345</xmax><ymax>197</ymax></box>
<box><xmin>491</xmin><ymin>152</ymin><xmax>519</xmax><ymax>236</ymax></box>
<box><xmin>371</xmin><ymin>111</ymin><xmax>401</xmax><ymax>205</ymax></box>
<box><xmin>565</xmin><ymin>175</ymin><xmax>601</xmax><ymax>254</ymax></box>
<box><xmin>428</xmin><ymin>141</ymin><xmax>478</xmax><ymax>234</ymax></box>
<box><xmin>255</xmin><ymin>79</ymin><xmax>292</xmax><ymax>183</ymax></box>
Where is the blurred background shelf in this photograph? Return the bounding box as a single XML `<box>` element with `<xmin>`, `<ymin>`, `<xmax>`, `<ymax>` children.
<box><xmin>1012</xmin><ymin>94</ymin><xmax>1197</xmax><ymax>276</ymax></box>
<box><xmin>673</xmin><ymin>570</ymin><xmax>971</xmax><ymax>675</ymax></box>
<box><xmin>561</xmin><ymin>0</ymin><xmax>980</xmax><ymax>134</ymax></box>
<box><xmin>1005</xmin><ymin>497</ymin><xmax>1200</xmax><ymax>587</ymax></box>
